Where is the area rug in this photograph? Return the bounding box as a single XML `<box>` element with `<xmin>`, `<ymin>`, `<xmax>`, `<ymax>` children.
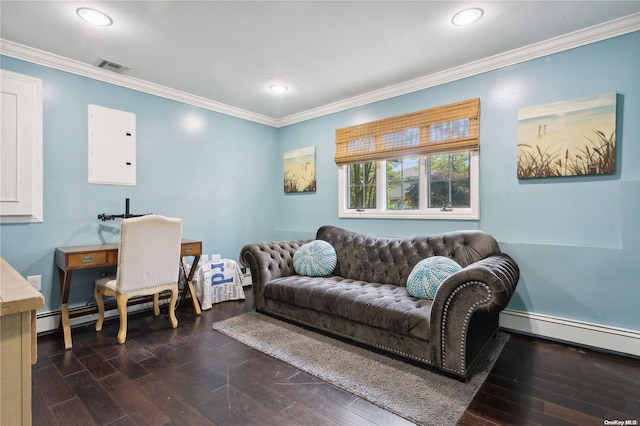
<box><xmin>212</xmin><ymin>312</ymin><xmax>508</xmax><ymax>425</ymax></box>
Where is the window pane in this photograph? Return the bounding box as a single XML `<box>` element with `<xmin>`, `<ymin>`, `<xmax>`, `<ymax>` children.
<box><xmin>347</xmin><ymin>137</ymin><xmax>375</xmax><ymax>154</ymax></box>
<box><xmin>381</xmin><ymin>128</ymin><xmax>419</xmax><ymax>149</ymax></box>
<box><xmin>386</xmin><ymin>157</ymin><xmax>419</xmax><ymax>210</ymax></box>
<box><xmin>428</xmin><ymin>152</ymin><xmax>470</xmax><ymax>208</ymax></box>
<box><xmin>348</xmin><ymin>162</ymin><xmax>376</xmax><ymax>209</ymax></box>
<box><xmin>430</xmin><ymin>118</ymin><xmax>469</xmax><ymax>142</ymax></box>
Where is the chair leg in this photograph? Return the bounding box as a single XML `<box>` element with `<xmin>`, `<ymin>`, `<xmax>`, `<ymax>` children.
<box><xmin>153</xmin><ymin>293</ymin><xmax>160</xmax><ymax>316</ymax></box>
<box><xmin>116</xmin><ymin>294</ymin><xmax>129</xmax><ymax>344</ymax></box>
<box><xmin>95</xmin><ymin>287</ymin><xmax>105</xmax><ymax>332</ymax></box>
<box><xmin>168</xmin><ymin>286</ymin><xmax>178</xmax><ymax>329</ymax></box>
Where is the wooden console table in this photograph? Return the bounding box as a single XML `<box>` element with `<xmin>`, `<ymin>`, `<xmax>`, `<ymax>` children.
<box><xmin>1</xmin><ymin>257</ymin><xmax>45</xmax><ymax>426</ymax></box>
<box><xmin>55</xmin><ymin>239</ymin><xmax>202</xmax><ymax>349</ymax></box>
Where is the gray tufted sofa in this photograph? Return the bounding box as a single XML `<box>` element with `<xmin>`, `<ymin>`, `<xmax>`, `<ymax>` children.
<box><xmin>240</xmin><ymin>225</ymin><xmax>519</xmax><ymax>379</ymax></box>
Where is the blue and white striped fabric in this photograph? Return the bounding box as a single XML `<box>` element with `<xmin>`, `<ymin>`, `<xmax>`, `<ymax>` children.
<box><xmin>406</xmin><ymin>256</ymin><xmax>462</xmax><ymax>299</ymax></box>
<box><xmin>293</xmin><ymin>240</ymin><xmax>337</xmax><ymax>277</ymax></box>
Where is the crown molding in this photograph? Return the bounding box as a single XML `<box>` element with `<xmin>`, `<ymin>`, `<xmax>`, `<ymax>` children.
<box><xmin>0</xmin><ymin>39</ymin><xmax>278</xmax><ymax>127</ymax></box>
<box><xmin>275</xmin><ymin>13</ymin><xmax>640</xmax><ymax>127</ymax></box>
<box><xmin>2</xmin><ymin>13</ymin><xmax>638</xmax><ymax>129</ymax></box>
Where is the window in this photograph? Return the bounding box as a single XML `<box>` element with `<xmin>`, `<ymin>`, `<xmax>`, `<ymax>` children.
<box><xmin>387</xmin><ymin>157</ymin><xmax>419</xmax><ymax>210</ymax></box>
<box><xmin>348</xmin><ymin>161</ymin><xmax>376</xmax><ymax>209</ymax></box>
<box><xmin>336</xmin><ymin>99</ymin><xmax>479</xmax><ymax>219</ymax></box>
<box><xmin>428</xmin><ymin>152</ymin><xmax>472</xmax><ymax>208</ymax></box>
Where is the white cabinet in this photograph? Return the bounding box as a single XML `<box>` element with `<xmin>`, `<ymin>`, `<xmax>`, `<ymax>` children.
<box><xmin>0</xmin><ymin>70</ymin><xmax>43</xmax><ymax>223</ymax></box>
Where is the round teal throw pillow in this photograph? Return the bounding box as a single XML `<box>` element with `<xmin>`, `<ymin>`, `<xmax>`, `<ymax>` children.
<box><xmin>406</xmin><ymin>256</ymin><xmax>462</xmax><ymax>299</ymax></box>
<box><xmin>293</xmin><ymin>240</ymin><xmax>337</xmax><ymax>277</ymax></box>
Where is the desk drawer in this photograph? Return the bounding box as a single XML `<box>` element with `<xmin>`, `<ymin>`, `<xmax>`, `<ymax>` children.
<box><xmin>67</xmin><ymin>252</ymin><xmax>110</xmax><ymax>268</ymax></box>
<box><xmin>181</xmin><ymin>241</ymin><xmax>202</xmax><ymax>257</ymax></box>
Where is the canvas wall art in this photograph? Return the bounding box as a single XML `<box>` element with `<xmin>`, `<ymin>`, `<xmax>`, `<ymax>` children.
<box><xmin>284</xmin><ymin>146</ymin><xmax>316</xmax><ymax>193</ymax></box>
<box><xmin>517</xmin><ymin>92</ymin><xmax>617</xmax><ymax>179</ymax></box>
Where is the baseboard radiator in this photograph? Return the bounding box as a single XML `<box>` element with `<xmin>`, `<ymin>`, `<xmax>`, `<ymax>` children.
<box><xmin>36</xmin><ymin>306</ymin><xmax>639</xmax><ymax>358</ymax></box>
<box><xmin>499</xmin><ymin>308</ymin><xmax>640</xmax><ymax>358</ymax></box>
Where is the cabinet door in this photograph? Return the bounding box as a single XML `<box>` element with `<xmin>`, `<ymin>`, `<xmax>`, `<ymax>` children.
<box><xmin>88</xmin><ymin>104</ymin><xmax>136</xmax><ymax>186</ymax></box>
<box><xmin>0</xmin><ymin>70</ymin><xmax>43</xmax><ymax>223</ymax></box>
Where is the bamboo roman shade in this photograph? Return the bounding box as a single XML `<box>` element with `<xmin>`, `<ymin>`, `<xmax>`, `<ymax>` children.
<box><xmin>335</xmin><ymin>98</ymin><xmax>480</xmax><ymax>166</ymax></box>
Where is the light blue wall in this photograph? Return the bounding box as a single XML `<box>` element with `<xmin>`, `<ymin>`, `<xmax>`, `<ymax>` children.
<box><xmin>0</xmin><ymin>56</ymin><xmax>280</xmax><ymax>311</ymax></box>
<box><xmin>1</xmin><ymin>32</ymin><xmax>638</xmax><ymax>333</ymax></box>
<box><xmin>276</xmin><ymin>32</ymin><xmax>640</xmax><ymax>332</ymax></box>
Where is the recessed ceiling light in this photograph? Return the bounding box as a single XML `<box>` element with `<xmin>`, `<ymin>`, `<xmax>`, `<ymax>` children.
<box><xmin>269</xmin><ymin>84</ymin><xmax>289</xmax><ymax>94</ymax></box>
<box><xmin>452</xmin><ymin>8</ymin><xmax>483</xmax><ymax>26</ymax></box>
<box><xmin>77</xmin><ymin>8</ymin><xmax>113</xmax><ymax>26</ymax></box>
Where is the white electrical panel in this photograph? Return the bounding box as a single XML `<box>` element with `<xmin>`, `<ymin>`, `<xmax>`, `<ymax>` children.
<box><xmin>88</xmin><ymin>104</ymin><xmax>136</xmax><ymax>185</ymax></box>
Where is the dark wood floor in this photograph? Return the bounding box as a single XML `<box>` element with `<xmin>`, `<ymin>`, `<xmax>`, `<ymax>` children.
<box><xmin>33</xmin><ymin>292</ymin><xmax>639</xmax><ymax>426</ymax></box>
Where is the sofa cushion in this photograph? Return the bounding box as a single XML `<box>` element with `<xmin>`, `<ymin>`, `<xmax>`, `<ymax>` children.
<box><xmin>293</xmin><ymin>240</ymin><xmax>337</xmax><ymax>277</ymax></box>
<box><xmin>264</xmin><ymin>276</ymin><xmax>433</xmax><ymax>340</ymax></box>
<box><xmin>406</xmin><ymin>256</ymin><xmax>462</xmax><ymax>299</ymax></box>
<box><xmin>316</xmin><ymin>225</ymin><xmax>501</xmax><ymax>285</ymax></box>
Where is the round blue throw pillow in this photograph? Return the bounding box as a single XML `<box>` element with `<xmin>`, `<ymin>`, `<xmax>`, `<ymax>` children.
<box><xmin>293</xmin><ymin>240</ymin><xmax>337</xmax><ymax>277</ymax></box>
<box><xmin>406</xmin><ymin>256</ymin><xmax>462</xmax><ymax>299</ymax></box>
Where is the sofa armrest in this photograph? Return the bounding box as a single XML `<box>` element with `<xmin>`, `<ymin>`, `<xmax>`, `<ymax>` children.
<box><xmin>430</xmin><ymin>253</ymin><xmax>519</xmax><ymax>376</ymax></box>
<box><xmin>240</xmin><ymin>240</ymin><xmax>311</xmax><ymax>310</ymax></box>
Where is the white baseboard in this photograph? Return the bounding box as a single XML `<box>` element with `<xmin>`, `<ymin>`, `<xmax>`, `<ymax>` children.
<box><xmin>36</xmin><ymin>302</ymin><xmax>156</xmax><ymax>334</ymax></box>
<box><xmin>499</xmin><ymin>308</ymin><xmax>640</xmax><ymax>357</ymax></box>
<box><xmin>38</xmin><ymin>304</ymin><xmax>638</xmax><ymax>358</ymax></box>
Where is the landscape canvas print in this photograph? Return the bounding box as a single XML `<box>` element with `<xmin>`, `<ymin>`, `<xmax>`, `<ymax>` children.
<box><xmin>283</xmin><ymin>146</ymin><xmax>316</xmax><ymax>193</ymax></box>
<box><xmin>517</xmin><ymin>92</ymin><xmax>617</xmax><ymax>178</ymax></box>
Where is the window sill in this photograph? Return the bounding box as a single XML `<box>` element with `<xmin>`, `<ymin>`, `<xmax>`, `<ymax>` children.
<box><xmin>338</xmin><ymin>210</ymin><xmax>479</xmax><ymax>220</ymax></box>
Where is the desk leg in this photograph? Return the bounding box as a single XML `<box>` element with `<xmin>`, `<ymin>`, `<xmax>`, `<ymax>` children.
<box><xmin>188</xmin><ymin>281</ymin><xmax>201</xmax><ymax>315</ymax></box>
<box><xmin>182</xmin><ymin>255</ymin><xmax>201</xmax><ymax>315</ymax></box>
<box><xmin>57</xmin><ymin>268</ymin><xmax>73</xmax><ymax>349</ymax></box>
<box><xmin>60</xmin><ymin>304</ymin><xmax>72</xmax><ymax>350</ymax></box>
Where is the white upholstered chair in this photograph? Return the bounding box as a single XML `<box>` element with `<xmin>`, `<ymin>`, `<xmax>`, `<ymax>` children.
<box><xmin>95</xmin><ymin>214</ymin><xmax>182</xmax><ymax>344</ymax></box>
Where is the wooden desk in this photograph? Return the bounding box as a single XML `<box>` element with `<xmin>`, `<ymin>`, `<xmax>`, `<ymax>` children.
<box><xmin>1</xmin><ymin>257</ymin><xmax>45</xmax><ymax>426</ymax></box>
<box><xmin>55</xmin><ymin>239</ymin><xmax>202</xmax><ymax>349</ymax></box>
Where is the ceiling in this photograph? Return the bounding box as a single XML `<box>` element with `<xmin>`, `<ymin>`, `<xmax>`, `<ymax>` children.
<box><xmin>1</xmin><ymin>1</ymin><xmax>639</xmax><ymax>123</ymax></box>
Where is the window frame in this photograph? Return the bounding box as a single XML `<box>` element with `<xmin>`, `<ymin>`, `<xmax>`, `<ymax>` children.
<box><xmin>338</xmin><ymin>151</ymin><xmax>479</xmax><ymax>220</ymax></box>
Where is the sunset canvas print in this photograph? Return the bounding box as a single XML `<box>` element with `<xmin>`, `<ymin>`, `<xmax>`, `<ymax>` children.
<box><xmin>517</xmin><ymin>92</ymin><xmax>617</xmax><ymax>179</ymax></box>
